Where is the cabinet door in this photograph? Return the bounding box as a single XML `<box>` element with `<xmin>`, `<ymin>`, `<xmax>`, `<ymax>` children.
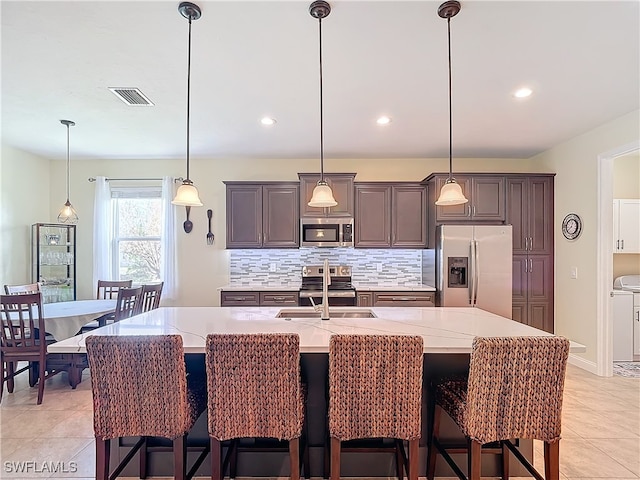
<box><xmin>262</xmin><ymin>184</ymin><xmax>299</xmax><ymax>248</ymax></box>
<box><xmin>618</xmin><ymin>199</ymin><xmax>640</xmax><ymax>253</ymax></box>
<box><xmin>354</xmin><ymin>184</ymin><xmax>391</xmax><ymax>247</ymax></box>
<box><xmin>373</xmin><ymin>291</ymin><xmax>434</xmax><ymax>307</ymax></box>
<box><xmin>528</xmin><ymin>177</ymin><xmax>554</xmax><ymax>255</ymax></box>
<box><xmin>613</xmin><ymin>200</ymin><xmax>621</xmax><ymax>252</ymax></box>
<box><xmin>226</xmin><ymin>185</ymin><xmax>262</xmax><ymax>248</ymax></box>
<box><xmin>506</xmin><ymin>178</ymin><xmax>527</xmax><ymax>254</ymax></box>
<box><xmin>299</xmin><ymin>174</ymin><xmax>355</xmax><ymax>217</ymax></box>
<box><xmin>392</xmin><ymin>185</ymin><xmax>427</xmax><ymax>248</ymax></box>
<box><xmin>527</xmin><ymin>255</ymin><xmax>553</xmax><ymax>333</ymax></box>
<box><xmin>511</xmin><ymin>255</ymin><xmax>528</xmax><ymax>305</ymax></box>
<box><xmin>471</xmin><ymin>176</ymin><xmax>505</xmax><ymax>221</ymax></box>
<box><xmin>357</xmin><ymin>292</ymin><xmax>373</xmax><ymax>307</ymax></box>
<box><xmin>434</xmin><ymin>176</ymin><xmax>472</xmax><ymax>221</ymax></box>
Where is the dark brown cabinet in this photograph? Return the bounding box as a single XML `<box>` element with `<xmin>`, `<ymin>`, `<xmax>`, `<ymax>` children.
<box><xmin>506</xmin><ymin>175</ymin><xmax>554</xmax><ymax>333</ymax></box>
<box><xmin>220</xmin><ymin>290</ymin><xmax>298</xmax><ymax>307</ymax></box>
<box><xmin>354</xmin><ymin>183</ymin><xmax>427</xmax><ymax>248</ymax></box>
<box><xmin>225</xmin><ymin>182</ymin><xmax>299</xmax><ymax>249</ymax></box>
<box><xmin>299</xmin><ymin>173</ymin><xmax>356</xmax><ymax>218</ymax></box>
<box><xmin>424</xmin><ymin>173</ymin><xmax>506</xmax><ymax>248</ymax></box>
<box><xmin>357</xmin><ymin>291</ymin><xmax>434</xmax><ymax>307</ymax></box>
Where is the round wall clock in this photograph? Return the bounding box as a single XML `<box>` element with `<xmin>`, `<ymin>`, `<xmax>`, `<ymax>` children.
<box><xmin>562</xmin><ymin>213</ymin><xmax>583</xmax><ymax>240</ymax></box>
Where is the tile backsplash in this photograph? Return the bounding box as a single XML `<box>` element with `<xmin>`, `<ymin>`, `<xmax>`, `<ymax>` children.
<box><xmin>229</xmin><ymin>248</ymin><xmax>435</xmax><ymax>287</ymax></box>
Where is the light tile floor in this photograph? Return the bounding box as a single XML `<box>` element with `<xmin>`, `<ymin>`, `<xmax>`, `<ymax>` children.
<box><xmin>1</xmin><ymin>364</ymin><xmax>638</xmax><ymax>479</ymax></box>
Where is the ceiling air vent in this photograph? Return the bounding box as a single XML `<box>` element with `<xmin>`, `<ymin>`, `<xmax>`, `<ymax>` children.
<box><xmin>108</xmin><ymin>87</ymin><xmax>154</xmax><ymax>106</ymax></box>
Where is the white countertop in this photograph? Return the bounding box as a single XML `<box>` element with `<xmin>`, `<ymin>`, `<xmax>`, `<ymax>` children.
<box><xmin>48</xmin><ymin>306</ymin><xmax>585</xmax><ymax>355</ymax></box>
<box><xmin>219</xmin><ymin>284</ymin><xmax>436</xmax><ymax>292</ymax></box>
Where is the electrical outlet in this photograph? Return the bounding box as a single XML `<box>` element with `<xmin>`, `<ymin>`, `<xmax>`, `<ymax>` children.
<box><xmin>570</xmin><ymin>267</ymin><xmax>578</xmax><ymax>279</ymax></box>
<box><xmin>376</xmin><ymin>263</ymin><xmax>383</xmax><ymax>272</ymax></box>
<box><xmin>270</xmin><ymin>263</ymin><xmax>277</xmax><ymax>272</ymax></box>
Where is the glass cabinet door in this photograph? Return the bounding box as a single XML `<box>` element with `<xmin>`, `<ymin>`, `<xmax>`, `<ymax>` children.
<box><xmin>32</xmin><ymin>223</ymin><xmax>76</xmax><ymax>303</ymax></box>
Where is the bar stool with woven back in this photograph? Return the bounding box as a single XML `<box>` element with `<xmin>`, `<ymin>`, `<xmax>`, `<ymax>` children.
<box><xmin>205</xmin><ymin>333</ymin><xmax>307</xmax><ymax>480</ymax></box>
<box><xmin>327</xmin><ymin>334</ymin><xmax>423</xmax><ymax>480</ymax></box>
<box><xmin>85</xmin><ymin>335</ymin><xmax>208</xmax><ymax>480</ymax></box>
<box><xmin>426</xmin><ymin>336</ymin><xmax>570</xmax><ymax>480</ymax></box>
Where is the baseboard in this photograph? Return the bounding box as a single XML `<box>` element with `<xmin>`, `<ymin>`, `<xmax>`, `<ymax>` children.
<box><xmin>568</xmin><ymin>353</ymin><xmax>598</xmax><ymax>374</ymax></box>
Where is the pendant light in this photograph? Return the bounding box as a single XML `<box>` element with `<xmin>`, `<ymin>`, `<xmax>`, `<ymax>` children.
<box><xmin>172</xmin><ymin>2</ymin><xmax>203</xmax><ymax>208</ymax></box>
<box><xmin>58</xmin><ymin>120</ymin><xmax>79</xmax><ymax>224</ymax></box>
<box><xmin>308</xmin><ymin>1</ymin><xmax>337</xmax><ymax>208</ymax></box>
<box><xmin>435</xmin><ymin>1</ymin><xmax>468</xmax><ymax>206</ymax></box>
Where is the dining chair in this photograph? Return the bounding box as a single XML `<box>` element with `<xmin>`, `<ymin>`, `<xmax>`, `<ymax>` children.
<box><xmin>0</xmin><ymin>292</ymin><xmax>70</xmax><ymax>404</ymax></box>
<box><xmin>85</xmin><ymin>335</ymin><xmax>207</xmax><ymax>480</ymax></box>
<box><xmin>113</xmin><ymin>286</ymin><xmax>143</xmax><ymax>322</ymax></box>
<box><xmin>205</xmin><ymin>333</ymin><xmax>307</xmax><ymax>480</ymax></box>
<box><xmin>136</xmin><ymin>282</ymin><xmax>164</xmax><ymax>314</ymax></box>
<box><xmin>4</xmin><ymin>282</ymin><xmax>41</xmax><ymax>295</ymax></box>
<box><xmin>327</xmin><ymin>334</ymin><xmax>423</xmax><ymax>480</ymax></box>
<box><xmin>426</xmin><ymin>336</ymin><xmax>570</xmax><ymax>480</ymax></box>
<box><xmin>96</xmin><ymin>279</ymin><xmax>132</xmax><ymax>299</ymax></box>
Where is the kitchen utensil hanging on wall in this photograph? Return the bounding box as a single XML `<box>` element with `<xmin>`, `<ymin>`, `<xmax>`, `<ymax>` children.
<box><xmin>206</xmin><ymin>209</ymin><xmax>214</xmax><ymax>245</ymax></box>
<box><xmin>183</xmin><ymin>206</ymin><xmax>193</xmax><ymax>233</ymax></box>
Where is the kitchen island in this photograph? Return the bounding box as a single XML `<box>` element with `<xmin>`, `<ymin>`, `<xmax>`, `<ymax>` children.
<box><xmin>49</xmin><ymin>306</ymin><xmax>584</xmax><ymax>477</ymax></box>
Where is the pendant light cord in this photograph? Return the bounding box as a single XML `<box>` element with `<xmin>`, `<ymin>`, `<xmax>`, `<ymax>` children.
<box><xmin>447</xmin><ymin>15</ymin><xmax>453</xmax><ymax>182</ymax></box>
<box><xmin>318</xmin><ymin>15</ymin><xmax>325</xmax><ymax>182</ymax></box>
<box><xmin>66</xmin><ymin>123</ymin><xmax>71</xmax><ymax>201</ymax></box>
<box><xmin>186</xmin><ymin>15</ymin><xmax>193</xmax><ymax>181</ymax></box>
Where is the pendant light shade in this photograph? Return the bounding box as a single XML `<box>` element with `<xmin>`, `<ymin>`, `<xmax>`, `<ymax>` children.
<box><xmin>308</xmin><ymin>1</ymin><xmax>337</xmax><ymax>208</ymax></box>
<box><xmin>58</xmin><ymin>120</ymin><xmax>79</xmax><ymax>224</ymax></box>
<box><xmin>435</xmin><ymin>1</ymin><xmax>468</xmax><ymax>207</ymax></box>
<box><xmin>172</xmin><ymin>2</ymin><xmax>203</xmax><ymax>208</ymax></box>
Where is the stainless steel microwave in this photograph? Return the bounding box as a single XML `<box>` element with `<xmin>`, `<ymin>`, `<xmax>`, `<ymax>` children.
<box><xmin>300</xmin><ymin>217</ymin><xmax>354</xmax><ymax>247</ymax></box>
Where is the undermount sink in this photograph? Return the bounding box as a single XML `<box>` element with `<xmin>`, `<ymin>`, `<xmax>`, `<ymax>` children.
<box><xmin>276</xmin><ymin>308</ymin><xmax>377</xmax><ymax>319</ymax></box>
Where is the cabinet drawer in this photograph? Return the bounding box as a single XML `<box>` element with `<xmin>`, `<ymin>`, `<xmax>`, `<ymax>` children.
<box><xmin>373</xmin><ymin>291</ymin><xmax>434</xmax><ymax>307</ymax></box>
<box><xmin>260</xmin><ymin>292</ymin><xmax>299</xmax><ymax>306</ymax></box>
<box><xmin>220</xmin><ymin>291</ymin><xmax>260</xmax><ymax>306</ymax></box>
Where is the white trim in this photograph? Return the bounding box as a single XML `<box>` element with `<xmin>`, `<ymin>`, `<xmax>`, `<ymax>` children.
<box><xmin>596</xmin><ymin>140</ymin><xmax>639</xmax><ymax>377</ymax></box>
<box><xmin>568</xmin><ymin>353</ymin><xmax>597</xmax><ymax>375</ymax></box>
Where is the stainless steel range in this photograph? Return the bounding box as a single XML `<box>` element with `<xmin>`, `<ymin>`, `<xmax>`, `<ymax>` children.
<box><xmin>299</xmin><ymin>264</ymin><xmax>356</xmax><ymax>307</ymax></box>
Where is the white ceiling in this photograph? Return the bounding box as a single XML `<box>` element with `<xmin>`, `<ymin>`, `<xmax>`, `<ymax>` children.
<box><xmin>2</xmin><ymin>1</ymin><xmax>639</xmax><ymax>162</ymax></box>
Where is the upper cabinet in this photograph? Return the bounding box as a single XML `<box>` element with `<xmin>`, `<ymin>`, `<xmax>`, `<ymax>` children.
<box><xmin>506</xmin><ymin>176</ymin><xmax>554</xmax><ymax>255</ymax></box>
<box><xmin>354</xmin><ymin>183</ymin><xmax>427</xmax><ymax>248</ymax></box>
<box><xmin>614</xmin><ymin>199</ymin><xmax>640</xmax><ymax>253</ymax></box>
<box><xmin>225</xmin><ymin>182</ymin><xmax>299</xmax><ymax>249</ymax></box>
<box><xmin>299</xmin><ymin>173</ymin><xmax>355</xmax><ymax>217</ymax></box>
<box><xmin>427</xmin><ymin>174</ymin><xmax>506</xmax><ymax>222</ymax></box>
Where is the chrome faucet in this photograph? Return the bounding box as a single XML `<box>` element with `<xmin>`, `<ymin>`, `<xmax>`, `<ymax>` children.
<box><xmin>312</xmin><ymin>258</ymin><xmax>331</xmax><ymax>320</ymax></box>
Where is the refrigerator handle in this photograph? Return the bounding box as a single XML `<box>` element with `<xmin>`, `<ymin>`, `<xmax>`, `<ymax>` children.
<box><xmin>468</xmin><ymin>241</ymin><xmax>475</xmax><ymax>305</ymax></box>
<box><xmin>473</xmin><ymin>240</ymin><xmax>480</xmax><ymax>306</ymax></box>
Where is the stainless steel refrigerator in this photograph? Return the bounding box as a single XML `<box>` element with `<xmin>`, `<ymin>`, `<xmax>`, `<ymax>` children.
<box><xmin>436</xmin><ymin>224</ymin><xmax>512</xmax><ymax>318</ymax></box>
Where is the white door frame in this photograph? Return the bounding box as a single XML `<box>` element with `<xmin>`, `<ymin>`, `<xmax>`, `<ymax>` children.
<box><xmin>596</xmin><ymin>140</ymin><xmax>639</xmax><ymax>376</ymax></box>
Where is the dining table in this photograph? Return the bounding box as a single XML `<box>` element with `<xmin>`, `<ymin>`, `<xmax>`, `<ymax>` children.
<box><xmin>42</xmin><ymin>298</ymin><xmax>117</xmax><ymax>341</ymax></box>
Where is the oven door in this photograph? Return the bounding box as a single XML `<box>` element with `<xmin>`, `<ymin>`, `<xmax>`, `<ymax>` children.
<box><xmin>298</xmin><ymin>290</ymin><xmax>357</xmax><ymax>307</ymax></box>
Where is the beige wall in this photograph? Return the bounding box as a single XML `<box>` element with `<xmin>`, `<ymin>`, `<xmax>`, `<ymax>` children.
<box><xmin>533</xmin><ymin>109</ymin><xmax>640</xmax><ymax>365</ymax></box>
<box><xmin>0</xmin><ymin>145</ymin><xmax>51</xmax><ymax>286</ymax></box>
<box><xmin>613</xmin><ymin>152</ymin><xmax>640</xmax><ymax>279</ymax></box>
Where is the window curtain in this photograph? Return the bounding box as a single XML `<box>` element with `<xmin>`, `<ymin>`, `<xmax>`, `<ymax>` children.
<box><xmin>92</xmin><ymin>177</ymin><xmax>112</xmax><ymax>294</ymax></box>
<box><xmin>161</xmin><ymin>176</ymin><xmax>177</xmax><ymax>300</ymax></box>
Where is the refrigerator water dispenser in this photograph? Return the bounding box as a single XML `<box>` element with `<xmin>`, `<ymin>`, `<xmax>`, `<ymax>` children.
<box><xmin>448</xmin><ymin>257</ymin><xmax>468</xmax><ymax>288</ymax></box>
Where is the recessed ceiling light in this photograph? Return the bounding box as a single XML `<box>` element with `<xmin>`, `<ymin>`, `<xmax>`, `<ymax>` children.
<box><xmin>376</xmin><ymin>116</ymin><xmax>392</xmax><ymax>125</ymax></box>
<box><xmin>261</xmin><ymin>117</ymin><xmax>276</xmax><ymax>126</ymax></box>
<box><xmin>514</xmin><ymin>87</ymin><xmax>533</xmax><ymax>98</ymax></box>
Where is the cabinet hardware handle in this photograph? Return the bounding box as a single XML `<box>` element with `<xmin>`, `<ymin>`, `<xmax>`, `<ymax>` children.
<box><xmin>529</xmin><ymin>258</ymin><xmax>533</xmax><ymax>273</ymax></box>
<box><xmin>467</xmin><ymin>205</ymin><xmax>471</xmax><ymax>217</ymax></box>
<box><xmin>621</xmin><ymin>239</ymin><xmax>624</xmax><ymax>250</ymax></box>
<box><xmin>616</xmin><ymin>239</ymin><xmax>620</xmax><ymax>250</ymax></box>
<box><xmin>392</xmin><ymin>297</ymin><xmax>418</xmax><ymax>301</ymax></box>
<box><xmin>273</xmin><ymin>297</ymin><xmax>286</xmax><ymax>302</ymax></box>
<box><xmin>473</xmin><ymin>205</ymin><xmax>476</xmax><ymax>216</ymax></box>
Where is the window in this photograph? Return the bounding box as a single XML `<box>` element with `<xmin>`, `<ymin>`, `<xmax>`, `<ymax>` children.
<box><xmin>111</xmin><ymin>187</ymin><xmax>162</xmax><ymax>283</ymax></box>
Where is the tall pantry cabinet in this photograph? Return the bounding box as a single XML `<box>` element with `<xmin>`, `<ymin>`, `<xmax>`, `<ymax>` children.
<box><xmin>506</xmin><ymin>175</ymin><xmax>554</xmax><ymax>333</ymax></box>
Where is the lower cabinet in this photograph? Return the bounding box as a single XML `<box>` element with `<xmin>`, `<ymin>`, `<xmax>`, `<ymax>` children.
<box><xmin>221</xmin><ymin>291</ymin><xmax>298</xmax><ymax>307</ymax></box>
<box><xmin>512</xmin><ymin>255</ymin><xmax>553</xmax><ymax>333</ymax></box>
<box><xmin>357</xmin><ymin>291</ymin><xmax>434</xmax><ymax>307</ymax></box>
